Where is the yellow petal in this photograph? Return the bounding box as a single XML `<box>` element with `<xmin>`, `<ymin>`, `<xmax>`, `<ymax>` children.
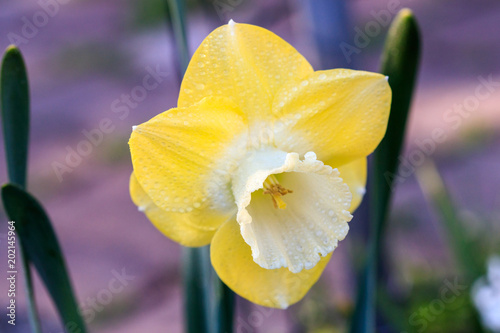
<box><xmin>211</xmin><ymin>219</ymin><xmax>331</xmax><ymax>309</ymax></box>
<box><xmin>335</xmin><ymin>157</ymin><xmax>367</xmax><ymax>212</ymax></box>
<box><xmin>273</xmin><ymin>69</ymin><xmax>391</xmax><ymax>166</ymax></box>
<box><xmin>130</xmin><ymin>173</ymin><xmax>215</xmax><ymax>247</ymax></box>
<box><xmin>129</xmin><ymin>96</ymin><xmax>247</xmax><ymax>231</ymax></box>
<box><xmin>179</xmin><ymin>22</ymin><xmax>313</xmax><ymax>122</ymax></box>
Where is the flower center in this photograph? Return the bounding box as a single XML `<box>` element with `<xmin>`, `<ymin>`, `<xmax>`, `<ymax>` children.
<box><xmin>262</xmin><ymin>175</ymin><xmax>293</xmax><ymax>210</ymax></box>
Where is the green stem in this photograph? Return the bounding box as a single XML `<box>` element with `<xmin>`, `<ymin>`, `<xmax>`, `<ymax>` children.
<box><xmin>182</xmin><ymin>246</ymin><xmax>211</xmax><ymax>333</ymax></box>
<box><xmin>213</xmin><ymin>275</ymin><xmax>234</xmax><ymax>333</ymax></box>
<box><xmin>166</xmin><ymin>1</ymin><xmax>234</xmax><ymax>331</ymax></box>
<box><xmin>165</xmin><ymin>1</ymin><xmax>214</xmax><ymax>331</ymax></box>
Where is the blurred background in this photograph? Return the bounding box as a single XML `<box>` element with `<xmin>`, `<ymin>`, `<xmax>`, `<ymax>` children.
<box><xmin>0</xmin><ymin>0</ymin><xmax>499</xmax><ymax>332</ymax></box>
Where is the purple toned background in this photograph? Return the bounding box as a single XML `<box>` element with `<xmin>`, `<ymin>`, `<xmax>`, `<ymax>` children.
<box><xmin>0</xmin><ymin>0</ymin><xmax>499</xmax><ymax>332</ymax></box>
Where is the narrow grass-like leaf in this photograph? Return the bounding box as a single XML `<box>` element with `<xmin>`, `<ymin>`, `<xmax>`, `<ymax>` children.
<box><xmin>1</xmin><ymin>45</ymin><xmax>42</xmax><ymax>333</ymax></box>
<box><xmin>18</xmin><ymin>242</ymin><xmax>43</xmax><ymax>333</ymax></box>
<box><xmin>350</xmin><ymin>9</ymin><xmax>420</xmax><ymax>333</ymax></box>
<box><xmin>2</xmin><ymin>184</ymin><xmax>87</xmax><ymax>333</ymax></box>
<box><xmin>1</xmin><ymin>45</ymin><xmax>30</xmax><ymax>188</ymax></box>
<box><xmin>167</xmin><ymin>0</ymin><xmax>190</xmax><ymax>74</ymax></box>
<box><xmin>416</xmin><ymin>161</ymin><xmax>484</xmax><ymax>280</ymax></box>
<box><xmin>416</xmin><ymin>161</ymin><xmax>486</xmax><ymax>332</ymax></box>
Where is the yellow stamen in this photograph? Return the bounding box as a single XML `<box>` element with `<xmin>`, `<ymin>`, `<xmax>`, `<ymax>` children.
<box><xmin>263</xmin><ymin>175</ymin><xmax>293</xmax><ymax>210</ymax></box>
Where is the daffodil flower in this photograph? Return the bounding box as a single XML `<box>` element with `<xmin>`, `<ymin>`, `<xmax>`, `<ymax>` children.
<box><xmin>129</xmin><ymin>21</ymin><xmax>391</xmax><ymax>308</ymax></box>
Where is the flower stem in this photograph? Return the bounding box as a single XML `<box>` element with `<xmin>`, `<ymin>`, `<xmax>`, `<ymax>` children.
<box><xmin>182</xmin><ymin>246</ymin><xmax>211</xmax><ymax>333</ymax></box>
<box><xmin>166</xmin><ymin>1</ymin><xmax>235</xmax><ymax>332</ymax></box>
<box><xmin>213</xmin><ymin>274</ymin><xmax>234</xmax><ymax>333</ymax></box>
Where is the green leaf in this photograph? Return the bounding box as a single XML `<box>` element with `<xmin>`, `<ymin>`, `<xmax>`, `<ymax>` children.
<box><xmin>18</xmin><ymin>242</ymin><xmax>43</xmax><ymax>333</ymax></box>
<box><xmin>416</xmin><ymin>162</ymin><xmax>487</xmax><ymax>333</ymax></box>
<box><xmin>350</xmin><ymin>9</ymin><xmax>420</xmax><ymax>333</ymax></box>
<box><xmin>416</xmin><ymin>161</ymin><xmax>485</xmax><ymax>281</ymax></box>
<box><xmin>1</xmin><ymin>184</ymin><xmax>87</xmax><ymax>333</ymax></box>
<box><xmin>376</xmin><ymin>8</ymin><xmax>421</xmax><ymax>205</ymax></box>
<box><xmin>1</xmin><ymin>45</ymin><xmax>30</xmax><ymax>189</ymax></box>
<box><xmin>1</xmin><ymin>45</ymin><xmax>43</xmax><ymax>333</ymax></box>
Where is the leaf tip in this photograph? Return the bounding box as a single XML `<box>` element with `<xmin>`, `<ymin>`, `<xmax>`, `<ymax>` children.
<box><xmin>1</xmin><ymin>183</ymin><xmax>19</xmax><ymax>200</ymax></box>
<box><xmin>398</xmin><ymin>8</ymin><xmax>415</xmax><ymax>18</ymax></box>
<box><xmin>3</xmin><ymin>45</ymin><xmax>22</xmax><ymax>60</ymax></box>
<box><xmin>394</xmin><ymin>8</ymin><xmax>419</xmax><ymax>28</ymax></box>
<box><xmin>6</xmin><ymin>44</ymin><xmax>19</xmax><ymax>52</ymax></box>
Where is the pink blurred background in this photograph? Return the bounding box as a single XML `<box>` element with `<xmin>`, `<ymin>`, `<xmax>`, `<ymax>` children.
<box><xmin>1</xmin><ymin>0</ymin><xmax>499</xmax><ymax>332</ymax></box>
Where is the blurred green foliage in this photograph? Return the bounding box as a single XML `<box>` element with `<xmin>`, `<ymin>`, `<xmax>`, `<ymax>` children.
<box><xmin>128</xmin><ymin>0</ymin><xmax>200</xmax><ymax>30</ymax></box>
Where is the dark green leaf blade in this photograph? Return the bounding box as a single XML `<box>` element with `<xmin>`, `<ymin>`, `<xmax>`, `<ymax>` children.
<box><xmin>2</xmin><ymin>184</ymin><xmax>87</xmax><ymax>333</ymax></box>
<box><xmin>1</xmin><ymin>45</ymin><xmax>30</xmax><ymax>188</ymax></box>
<box><xmin>1</xmin><ymin>45</ymin><xmax>42</xmax><ymax>333</ymax></box>
<box><xmin>167</xmin><ymin>0</ymin><xmax>190</xmax><ymax>75</ymax></box>
<box><xmin>375</xmin><ymin>8</ymin><xmax>421</xmax><ymax>212</ymax></box>
<box><xmin>350</xmin><ymin>9</ymin><xmax>421</xmax><ymax>333</ymax></box>
<box><xmin>18</xmin><ymin>242</ymin><xmax>43</xmax><ymax>333</ymax></box>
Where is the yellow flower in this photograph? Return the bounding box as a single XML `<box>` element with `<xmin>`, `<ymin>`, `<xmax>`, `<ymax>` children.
<box><xmin>129</xmin><ymin>21</ymin><xmax>391</xmax><ymax>309</ymax></box>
